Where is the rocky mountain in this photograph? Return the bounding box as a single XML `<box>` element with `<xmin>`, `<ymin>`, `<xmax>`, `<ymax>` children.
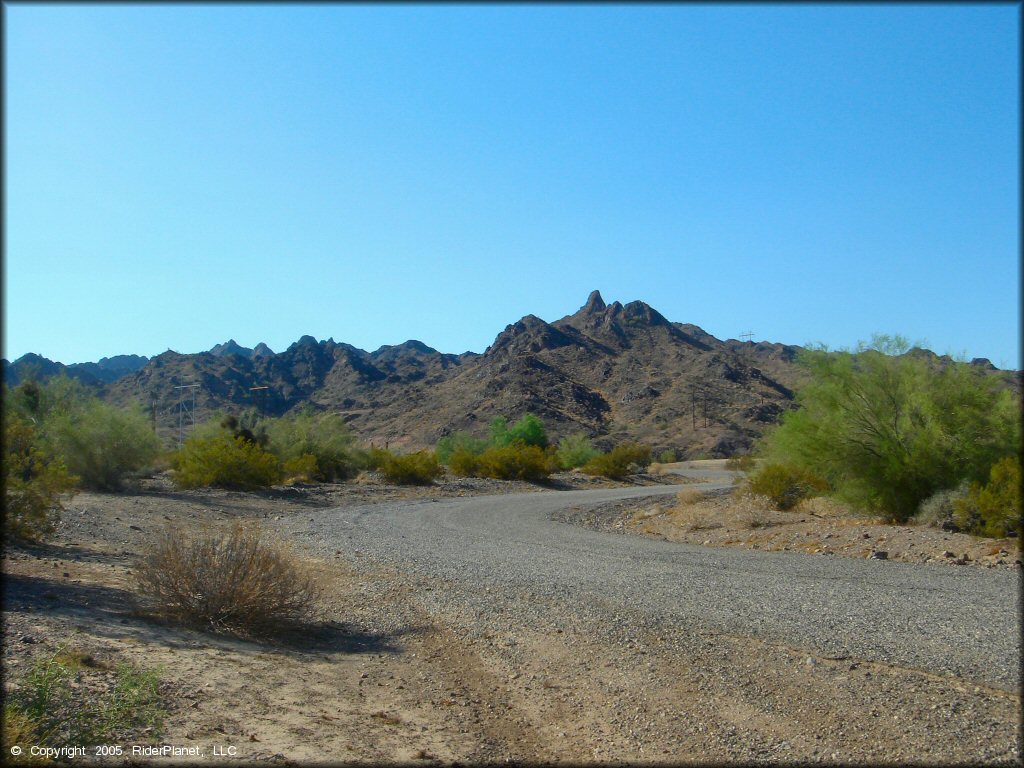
<box><xmin>11</xmin><ymin>291</ymin><xmax>1018</xmax><ymax>459</ymax></box>
<box><xmin>2</xmin><ymin>352</ymin><xmax>148</xmax><ymax>387</ymax></box>
<box><xmin>93</xmin><ymin>292</ymin><xmax>808</xmax><ymax>456</ymax></box>
<box><xmin>208</xmin><ymin>340</ymin><xmax>276</xmax><ymax>359</ymax></box>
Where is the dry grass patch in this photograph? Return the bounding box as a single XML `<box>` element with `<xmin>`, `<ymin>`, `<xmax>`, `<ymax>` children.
<box><xmin>135</xmin><ymin>521</ymin><xmax>322</xmax><ymax>638</ymax></box>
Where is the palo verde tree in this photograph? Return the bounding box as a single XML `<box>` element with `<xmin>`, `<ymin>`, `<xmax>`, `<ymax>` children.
<box><xmin>758</xmin><ymin>335</ymin><xmax>1020</xmax><ymax>522</ymax></box>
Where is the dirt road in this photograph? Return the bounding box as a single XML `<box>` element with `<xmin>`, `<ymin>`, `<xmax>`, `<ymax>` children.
<box><xmin>4</xmin><ymin>472</ymin><xmax>1020</xmax><ymax>764</ymax></box>
<box><xmin>281</xmin><ymin>484</ymin><xmax>1020</xmax><ymax>690</ymax></box>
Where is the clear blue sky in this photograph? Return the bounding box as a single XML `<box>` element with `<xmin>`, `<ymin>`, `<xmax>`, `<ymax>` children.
<box><xmin>5</xmin><ymin>4</ymin><xmax>1020</xmax><ymax>368</ymax></box>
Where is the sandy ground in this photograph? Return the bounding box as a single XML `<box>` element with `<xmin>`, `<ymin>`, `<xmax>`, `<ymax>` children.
<box><xmin>3</xmin><ymin>468</ymin><xmax>1020</xmax><ymax>765</ymax></box>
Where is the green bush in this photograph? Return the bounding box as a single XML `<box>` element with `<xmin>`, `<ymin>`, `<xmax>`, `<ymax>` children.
<box><xmin>44</xmin><ymin>400</ymin><xmax>161</xmax><ymax>491</ymax></box>
<box><xmin>746</xmin><ymin>463</ymin><xmax>829</xmax><ymax>511</ymax></box>
<box><xmin>725</xmin><ymin>454</ymin><xmax>756</xmax><ymax>472</ymax></box>
<box><xmin>476</xmin><ymin>444</ymin><xmax>555</xmax><ymax>481</ymax></box>
<box><xmin>265</xmin><ymin>411</ymin><xmax>359</xmax><ymax>481</ymax></box>
<box><xmin>282</xmin><ymin>453</ymin><xmax>318</xmax><ymax>482</ymax></box>
<box><xmin>448</xmin><ymin>447</ymin><xmax>482</xmax><ymax>477</ymax></box>
<box><xmin>557</xmin><ymin>433</ymin><xmax>600</xmax><ymax>469</ymax></box>
<box><xmin>171</xmin><ymin>435</ymin><xmax>282</xmax><ymax>489</ymax></box>
<box><xmin>436</xmin><ymin>431</ymin><xmax>488</xmax><ymax>464</ymax></box>
<box><xmin>657</xmin><ymin>448</ymin><xmax>679</xmax><ymax>464</ymax></box>
<box><xmin>490</xmin><ymin>414</ymin><xmax>548</xmax><ymax>448</ymax></box>
<box><xmin>581</xmin><ymin>443</ymin><xmax>652</xmax><ymax>479</ymax></box>
<box><xmin>757</xmin><ymin>335</ymin><xmax>1021</xmax><ymax>522</ymax></box>
<box><xmin>378</xmin><ymin>450</ymin><xmax>442</xmax><ymax>485</ymax></box>
<box><xmin>953</xmin><ymin>457</ymin><xmax>1022</xmax><ymax>538</ymax></box>
<box><xmin>3</xmin><ymin>409</ymin><xmax>77</xmax><ymax>542</ymax></box>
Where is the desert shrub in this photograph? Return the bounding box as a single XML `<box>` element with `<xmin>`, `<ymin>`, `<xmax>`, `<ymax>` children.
<box><xmin>758</xmin><ymin>335</ymin><xmax>1021</xmax><ymax>522</ymax></box>
<box><xmin>265</xmin><ymin>411</ymin><xmax>359</xmax><ymax>481</ymax></box>
<box><xmin>490</xmin><ymin>414</ymin><xmax>548</xmax><ymax>449</ymax></box>
<box><xmin>135</xmin><ymin>521</ymin><xmax>321</xmax><ymax>637</ymax></box>
<box><xmin>448</xmin><ymin>447</ymin><xmax>482</xmax><ymax>477</ymax></box>
<box><xmin>725</xmin><ymin>454</ymin><xmax>756</xmax><ymax>472</ymax></box>
<box><xmin>362</xmin><ymin>446</ymin><xmax>392</xmax><ymax>470</ymax></box>
<box><xmin>953</xmin><ymin>457</ymin><xmax>1022</xmax><ymax>538</ymax></box>
<box><xmin>171</xmin><ymin>435</ymin><xmax>282</xmax><ymax>489</ymax></box>
<box><xmin>378</xmin><ymin>450</ymin><xmax>442</xmax><ymax>485</ymax></box>
<box><xmin>44</xmin><ymin>400</ymin><xmax>161</xmax><ymax>491</ymax></box>
<box><xmin>476</xmin><ymin>444</ymin><xmax>555</xmax><ymax>481</ymax></box>
<box><xmin>3</xmin><ymin>408</ymin><xmax>77</xmax><ymax>542</ymax></box>
<box><xmin>746</xmin><ymin>462</ymin><xmax>829</xmax><ymax>511</ymax></box>
<box><xmin>282</xmin><ymin>453</ymin><xmax>319</xmax><ymax>482</ymax></box>
<box><xmin>914</xmin><ymin>483</ymin><xmax>970</xmax><ymax>529</ymax></box>
<box><xmin>675</xmin><ymin>488</ymin><xmax>704</xmax><ymax>506</ymax></box>
<box><xmin>657</xmin><ymin>448</ymin><xmax>679</xmax><ymax>464</ymax></box>
<box><xmin>582</xmin><ymin>442</ymin><xmax>652</xmax><ymax>479</ymax></box>
<box><xmin>557</xmin><ymin>433</ymin><xmax>600</xmax><ymax>469</ymax></box>
<box><xmin>4</xmin><ymin>646</ymin><xmax>164</xmax><ymax>749</ymax></box>
<box><xmin>436</xmin><ymin>431</ymin><xmax>488</xmax><ymax>464</ymax></box>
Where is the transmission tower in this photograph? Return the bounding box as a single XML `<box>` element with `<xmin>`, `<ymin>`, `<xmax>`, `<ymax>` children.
<box><xmin>174</xmin><ymin>384</ymin><xmax>200</xmax><ymax>447</ymax></box>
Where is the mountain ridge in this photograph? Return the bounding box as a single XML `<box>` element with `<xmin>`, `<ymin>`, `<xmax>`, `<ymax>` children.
<box><xmin>5</xmin><ymin>292</ymin><xmax>1017</xmax><ymax>458</ymax></box>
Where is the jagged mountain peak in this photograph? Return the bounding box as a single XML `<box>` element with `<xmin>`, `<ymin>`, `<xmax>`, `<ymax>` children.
<box><xmin>252</xmin><ymin>342</ymin><xmax>275</xmax><ymax>358</ymax></box>
<box><xmin>583</xmin><ymin>289</ymin><xmax>606</xmax><ymax>313</ymax></box>
<box><xmin>620</xmin><ymin>300</ymin><xmax>668</xmax><ymax>326</ymax></box>
<box><xmin>209</xmin><ymin>339</ymin><xmax>253</xmax><ymax>358</ymax></box>
<box><xmin>488</xmin><ymin>314</ymin><xmax>576</xmax><ymax>356</ymax></box>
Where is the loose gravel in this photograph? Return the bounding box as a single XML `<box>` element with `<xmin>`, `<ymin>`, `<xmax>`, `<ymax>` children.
<box><xmin>278</xmin><ymin>484</ymin><xmax>1021</xmax><ymax>692</ymax></box>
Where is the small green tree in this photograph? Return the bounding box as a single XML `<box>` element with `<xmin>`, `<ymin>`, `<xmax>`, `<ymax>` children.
<box><xmin>265</xmin><ymin>410</ymin><xmax>358</xmax><ymax>481</ymax></box>
<box><xmin>4</xmin><ymin>408</ymin><xmax>77</xmax><ymax>541</ymax></box>
<box><xmin>489</xmin><ymin>416</ymin><xmax>511</xmax><ymax>448</ymax></box>
<box><xmin>759</xmin><ymin>335</ymin><xmax>1020</xmax><ymax>522</ymax></box>
<box><xmin>556</xmin><ymin>433</ymin><xmax>599</xmax><ymax>469</ymax></box>
<box><xmin>45</xmin><ymin>400</ymin><xmax>161</xmax><ymax>491</ymax></box>
<box><xmin>436</xmin><ymin>431</ymin><xmax>488</xmax><ymax>464</ymax></box>
<box><xmin>507</xmin><ymin>413</ymin><xmax>548</xmax><ymax>448</ymax></box>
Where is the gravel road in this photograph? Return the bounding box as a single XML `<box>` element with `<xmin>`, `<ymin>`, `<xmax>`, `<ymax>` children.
<box><xmin>280</xmin><ymin>482</ymin><xmax>1021</xmax><ymax>692</ymax></box>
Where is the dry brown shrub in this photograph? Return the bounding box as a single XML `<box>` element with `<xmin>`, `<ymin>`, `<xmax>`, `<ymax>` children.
<box><xmin>669</xmin><ymin>502</ymin><xmax>722</xmax><ymax>532</ymax></box>
<box><xmin>675</xmin><ymin>488</ymin><xmax>704</xmax><ymax>506</ymax></box>
<box><xmin>724</xmin><ymin>493</ymin><xmax>777</xmax><ymax>529</ymax></box>
<box><xmin>736</xmin><ymin>508</ymin><xmax>772</xmax><ymax>529</ymax></box>
<box><xmin>135</xmin><ymin>521</ymin><xmax>321</xmax><ymax>637</ymax></box>
<box><xmin>794</xmin><ymin>495</ymin><xmax>864</xmax><ymax>520</ymax></box>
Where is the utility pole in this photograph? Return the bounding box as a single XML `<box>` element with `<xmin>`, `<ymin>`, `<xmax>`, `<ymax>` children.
<box><xmin>739</xmin><ymin>331</ymin><xmax>754</xmax><ymax>343</ymax></box>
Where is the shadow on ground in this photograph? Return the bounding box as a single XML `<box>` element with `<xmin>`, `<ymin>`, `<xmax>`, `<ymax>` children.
<box><xmin>4</xmin><ymin>571</ymin><xmax>414</xmax><ymax>657</ymax></box>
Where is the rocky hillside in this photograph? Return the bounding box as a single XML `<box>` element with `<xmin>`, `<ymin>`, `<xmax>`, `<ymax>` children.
<box><xmin>90</xmin><ymin>292</ymin><xmax>803</xmax><ymax>457</ymax></box>
<box><xmin>9</xmin><ymin>292</ymin><xmax>1017</xmax><ymax>458</ymax></box>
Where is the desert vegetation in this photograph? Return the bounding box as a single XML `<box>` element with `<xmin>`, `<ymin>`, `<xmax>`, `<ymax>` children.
<box><xmin>580</xmin><ymin>442</ymin><xmax>653</xmax><ymax>479</ymax></box>
<box><xmin>135</xmin><ymin>521</ymin><xmax>322</xmax><ymax>638</ymax></box>
<box><xmin>2</xmin><ymin>644</ymin><xmax>165</xmax><ymax>751</ymax></box>
<box><xmin>3</xmin><ymin>377</ymin><xmax>159</xmax><ymax>541</ymax></box>
<box><xmin>746</xmin><ymin>335</ymin><xmax>1021</xmax><ymax>535</ymax></box>
<box><xmin>437</xmin><ymin>414</ymin><xmax>655</xmax><ymax>481</ymax></box>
